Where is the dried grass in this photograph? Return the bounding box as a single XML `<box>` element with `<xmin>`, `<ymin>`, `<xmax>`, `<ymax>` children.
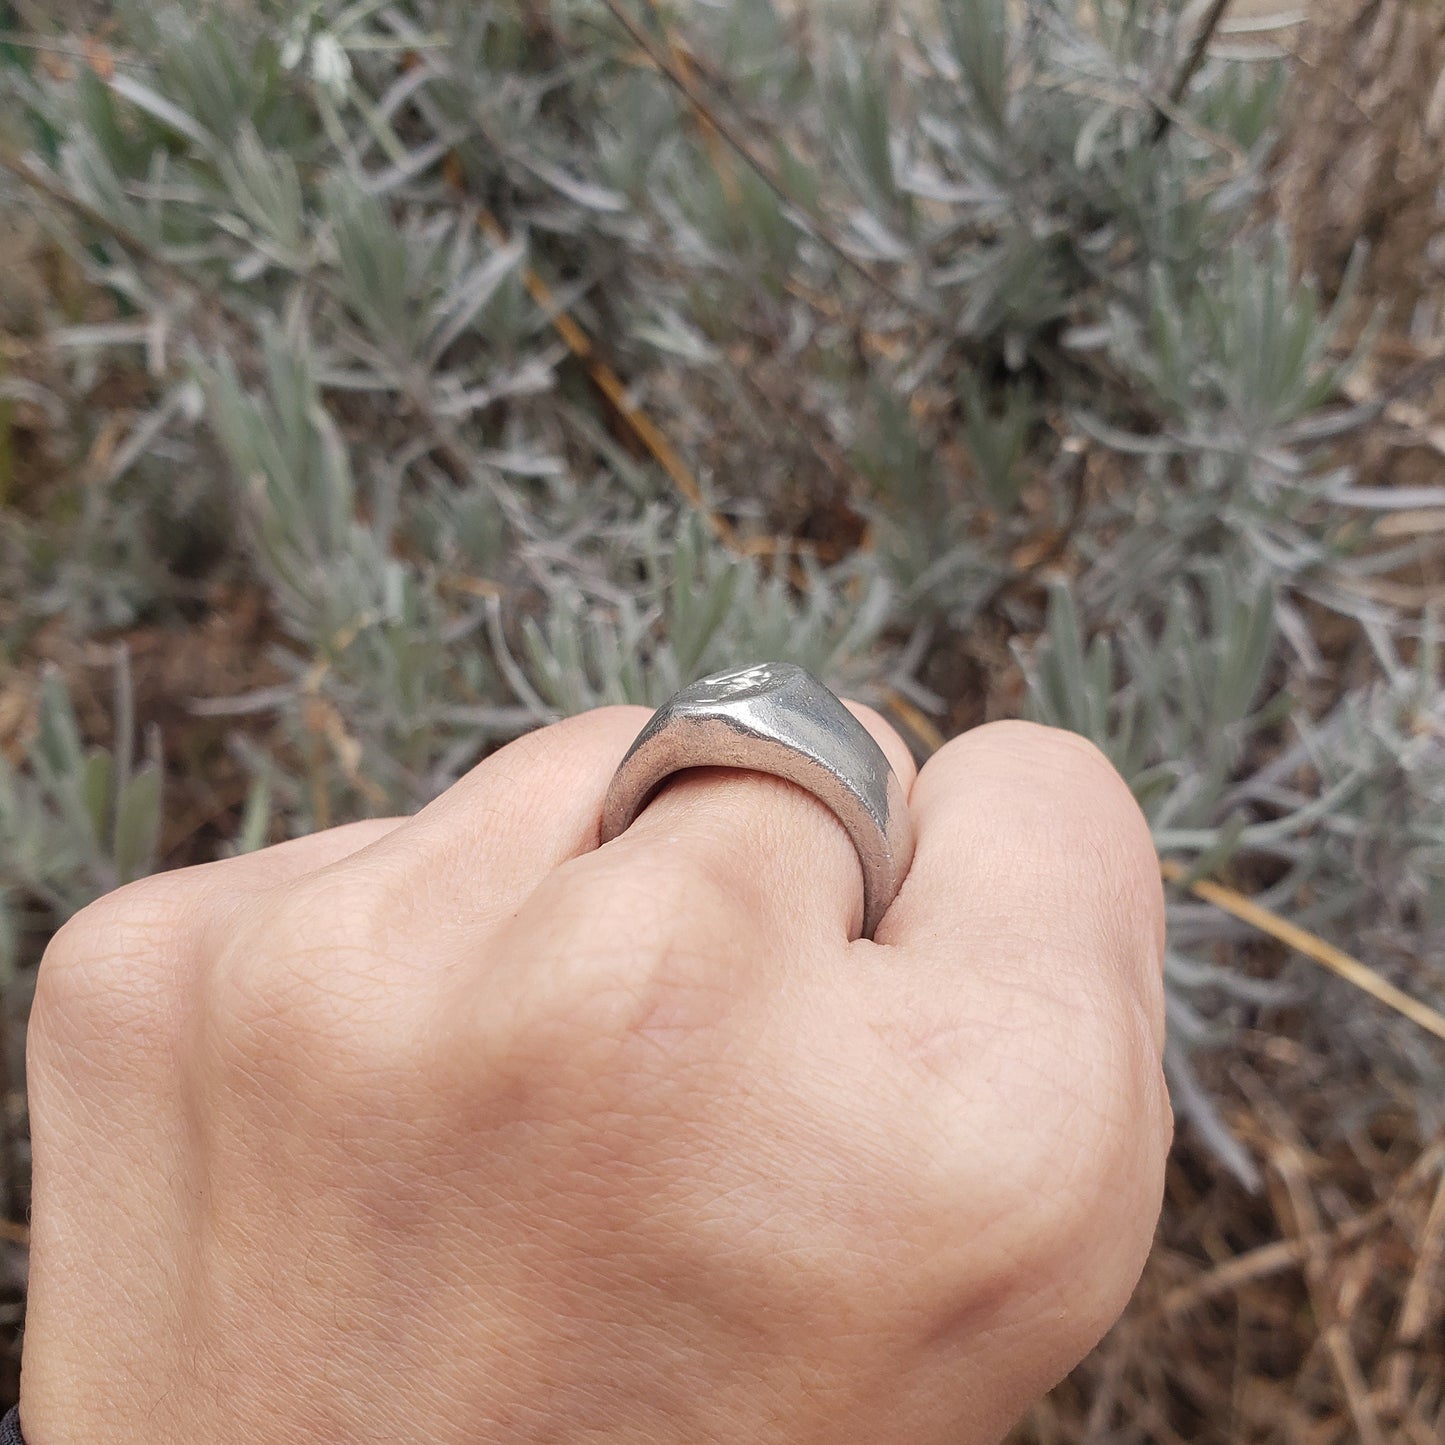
<box><xmin>1017</xmin><ymin>1038</ymin><xmax>1445</xmax><ymax>1444</ymax></box>
<box><xmin>1279</xmin><ymin>0</ymin><xmax>1445</xmax><ymax>333</ymax></box>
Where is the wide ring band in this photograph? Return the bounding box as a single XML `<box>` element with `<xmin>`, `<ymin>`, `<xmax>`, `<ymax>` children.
<box><xmin>600</xmin><ymin>663</ymin><xmax>914</xmax><ymax>940</ymax></box>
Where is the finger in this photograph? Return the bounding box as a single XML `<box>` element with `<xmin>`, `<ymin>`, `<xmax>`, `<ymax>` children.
<box><xmin>860</xmin><ymin>721</ymin><xmax>1168</xmax><ymax>1381</ymax></box>
<box><xmin>220</xmin><ymin>817</ymin><xmax>408</xmax><ymax>888</ymax></box>
<box><xmin>877</xmin><ymin>719</ymin><xmax>1165</xmax><ymax>1048</ymax></box>
<box><xmin>325</xmin><ymin>707</ymin><xmax>654</xmax><ymax>927</ymax></box>
<box><xmin>591</xmin><ymin>700</ymin><xmax>917</xmax><ymax>944</ymax></box>
<box><xmin>46</xmin><ymin>817</ymin><xmax>411</xmax><ymax>961</ymax></box>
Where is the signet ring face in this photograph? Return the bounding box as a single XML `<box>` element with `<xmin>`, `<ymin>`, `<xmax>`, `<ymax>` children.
<box><xmin>600</xmin><ymin>663</ymin><xmax>914</xmax><ymax>940</ymax></box>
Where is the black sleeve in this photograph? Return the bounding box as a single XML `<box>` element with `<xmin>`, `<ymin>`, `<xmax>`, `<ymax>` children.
<box><xmin>0</xmin><ymin>1406</ymin><xmax>22</xmax><ymax>1444</ymax></box>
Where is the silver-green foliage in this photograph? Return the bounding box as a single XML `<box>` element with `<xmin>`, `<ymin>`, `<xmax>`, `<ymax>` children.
<box><xmin>0</xmin><ymin>657</ymin><xmax>163</xmax><ymax>979</ymax></box>
<box><xmin>522</xmin><ymin>514</ymin><xmax>893</xmax><ymax>713</ymax></box>
<box><xmin>2</xmin><ymin>0</ymin><xmax>1441</xmax><ymax>1180</ymax></box>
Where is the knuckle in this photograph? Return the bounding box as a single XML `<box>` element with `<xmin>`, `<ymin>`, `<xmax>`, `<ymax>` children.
<box><xmin>937</xmin><ymin>719</ymin><xmax>1158</xmax><ymax>890</ymax></box>
<box><xmin>966</xmin><ymin>723</ymin><xmax>1160</xmax><ymax>904</ymax></box>
<box><xmin>44</xmin><ymin>872</ymin><xmax>190</xmax><ymax>970</ymax></box>
<box><xmin>965</xmin><ymin>718</ymin><xmax>1122</xmax><ymax>784</ymax></box>
<box><xmin>31</xmin><ymin>872</ymin><xmax>198</xmax><ymax>1059</ymax></box>
<box><xmin>496</xmin><ymin>704</ymin><xmax>652</xmax><ymax>784</ymax></box>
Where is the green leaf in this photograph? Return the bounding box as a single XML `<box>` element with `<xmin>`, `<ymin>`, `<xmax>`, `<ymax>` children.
<box><xmin>36</xmin><ymin>668</ymin><xmax>86</xmax><ymax>781</ymax></box>
<box><xmin>113</xmin><ymin>764</ymin><xmax>163</xmax><ymax>886</ymax></box>
<box><xmin>109</xmin><ymin>74</ymin><xmax>218</xmax><ymax>155</ymax></box>
<box><xmin>235</xmin><ymin>769</ymin><xmax>274</xmax><ymax>856</ymax></box>
<box><xmin>79</xmin><ymin>748</ymin><xmax>115</xmax><ymax>850</ymax></box>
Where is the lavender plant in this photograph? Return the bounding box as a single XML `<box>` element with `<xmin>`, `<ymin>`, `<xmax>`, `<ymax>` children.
<box><xmin>1</xmin><ymin>0</ymin><xmax>1441</xmax><ymax>1187</ymax></box>
<box><xmin>0</xmin><ymin>654</ymin><xmax>163</xmax><ymax>978</ymax></box>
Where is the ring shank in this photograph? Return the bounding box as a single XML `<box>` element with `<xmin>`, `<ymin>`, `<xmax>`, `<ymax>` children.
<box><xmin>600</xmin><ymin>697</ymin><xmax>912</xmax><ymax>941</ymax></box>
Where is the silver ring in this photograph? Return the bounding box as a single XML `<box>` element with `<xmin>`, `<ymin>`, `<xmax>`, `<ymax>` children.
<box><xmin>600</xmin><ymin>662</ymin><xmax>914</xmax><ymax>940</ymax></box>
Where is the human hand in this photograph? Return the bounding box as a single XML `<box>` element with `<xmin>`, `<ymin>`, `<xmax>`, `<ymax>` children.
<box><xmin>20</xmin><ymin>707</ymin><xmax>1169</xmax><ymax>1444</ymax></box>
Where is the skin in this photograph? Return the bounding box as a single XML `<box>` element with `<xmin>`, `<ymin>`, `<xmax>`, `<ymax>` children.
<box><xmin>19</xmin><ymin>708</ymin><xmax>1170</xmax><ymax>1445</ymax></box>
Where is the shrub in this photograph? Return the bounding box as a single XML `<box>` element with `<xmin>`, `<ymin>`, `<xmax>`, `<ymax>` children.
<box><xmin>1</xmin><ymin>0</ymin><xmax>1440</xmax><ymax>1183</ymax></box>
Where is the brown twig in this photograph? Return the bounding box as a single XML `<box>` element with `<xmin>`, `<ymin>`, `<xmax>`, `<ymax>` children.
<box><xmin>0</xmin><ymin>150</ymin><xmax>236</xmax><ymax>331</ymax></box>
<box><xmin>596</xmin><ymin>0</ymin><xmax>930</xmax><ymax>321</ymax></box>
<box><xmin>474</xmin><ymin>210</ymin><xmax>741</xmax><ymax>553</ymax></box>
<box><xmin>0</xmin><ymin>29</ymin><xmax>130</xmax><ymax>66</ymax></box>
<box><xmin>639</xmin><ymin>0</ymin><xmax>741</xmax><ymax>205</ymax></box>
<box><xmin>1161</xmin><ymin>860</ymin><xmax>1445</xmax><ymax>1044</ymax></box>
<box><xmin>1270</xmin><ymin>1141</ymin><xmax>1389</xmax><ymax>1445</ymax></box>
<box><xmin>1151</xmin><ymin>0</ymin><xmax>1233</xmax><ymax>143</ymax></box>
<box><xmin>1385</xmin><ymin>1162</ymin><xmax>1445</xmax><ymax>1417</ymax></box>
<box><xmin>1158</xmin><ymin>1210</ymin><xmax>1379</xmax><ymax>1320</ymax></box>
<box><xmin>973</xmin><ymin>436</ymin><xmax>1091</xmax><ymax>620</ymax></box>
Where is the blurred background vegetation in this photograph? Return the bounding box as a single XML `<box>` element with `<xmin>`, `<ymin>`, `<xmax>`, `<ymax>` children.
<box><xmin>1</xmin><ymin>0</ymin><xmax>1443</xmax><ymax>1438</ymax></box>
